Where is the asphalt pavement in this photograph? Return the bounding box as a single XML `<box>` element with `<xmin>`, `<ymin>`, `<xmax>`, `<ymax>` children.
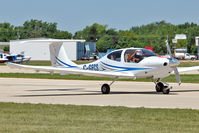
<box><xmin>0</xmin><ymin>78</ymin><xmax>199</xmax><ymax>109</ymax></box>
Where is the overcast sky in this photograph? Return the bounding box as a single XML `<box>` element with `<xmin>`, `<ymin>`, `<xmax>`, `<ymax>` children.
<box><xmin>0</xmin><ymin>0</ymin><xmax>199</xmax><ymax>33</ymax></box>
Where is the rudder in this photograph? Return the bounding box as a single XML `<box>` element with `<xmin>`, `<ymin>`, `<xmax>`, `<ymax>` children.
<box><xmin>49</xmin><ymin>42</ymin><xmax>77</xmax><ymax>67</ymax></box>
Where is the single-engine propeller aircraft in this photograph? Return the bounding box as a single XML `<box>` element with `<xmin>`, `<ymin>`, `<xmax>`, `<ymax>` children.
<box><xmin>8</xmin><ymin>39</ymin><xmax>199</xmax><ymax>94</ymax></box>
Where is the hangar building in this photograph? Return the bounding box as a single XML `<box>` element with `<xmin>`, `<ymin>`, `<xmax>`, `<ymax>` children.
<box><xmin>10</xmin><ymin>38</ymin><xmax>96</xmax><ymax>61</ymax></box>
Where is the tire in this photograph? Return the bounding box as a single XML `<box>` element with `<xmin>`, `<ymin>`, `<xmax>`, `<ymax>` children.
<box><xmin>101</xmin><ymin>84</ymin><xmax>110</xmax><ymax>94</ymax></box>
<box><xmin>162</xmin><ymin>87</ymin><xmax>170</xmax><ymax>94</ymax></box>
<box><xmin>155</xmin><ymin>82</ymin><xmax>164</xmax><ymax>92</ymax></box>
<box><xmin>191</xmin><ymin>58</ymin><xmax>194</xmax><ymax>60</ymax></box>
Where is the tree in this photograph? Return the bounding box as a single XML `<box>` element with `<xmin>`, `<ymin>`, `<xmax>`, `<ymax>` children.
<box><xmin>53</xmin><ymin>30</ymin><xmax>72</xmax><ymax>39</ymax></box>
<box><xmin>187</xmin><ymin>26</ymin><xmax>199</xmax><ymax>53</ymax></box>
<box><xmin>15</xmin><ymin>19</ymin><xmax>67</xmax><ymax>39</ymax></box>
<box><xmin>117</xmin><ymin>30</ymin><xmax>139</xmax><ymax>48</ymax></box>
<box><xmin>0</xmin><ymin>23</ymin><xmax>16</xmax><ymax>42</ymax></box>
<box><xmin>74</xmin><ymin>23</ymin><xmax>107</xmax><ymax>42</ymax></box>
<box><xmin>1</xmin><ymin>20</ymin><xmax>199</xmax><ymax>55</ymax></box>
<box><xmin>96</xmin><ymin>35</ymin><xmax>115</xmax><ymax>52</ymax></box>
<box><xmin>176</xmin><ymin>39</ymin><xmax>187</xmax><ymax>48</ymax></box>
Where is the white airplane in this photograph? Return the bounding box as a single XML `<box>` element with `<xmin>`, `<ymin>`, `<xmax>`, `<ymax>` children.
<box><xmin>8</xmin><ymin>40</ymin><xmax>199</xmax><ymax>94</ymax></box>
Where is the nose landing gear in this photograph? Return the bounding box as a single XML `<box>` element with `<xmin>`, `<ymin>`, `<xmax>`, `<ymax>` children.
<box><xmin>154</xmin><ymin>79</ymin><xmax>172</xmax><ymax>94</ymax></box>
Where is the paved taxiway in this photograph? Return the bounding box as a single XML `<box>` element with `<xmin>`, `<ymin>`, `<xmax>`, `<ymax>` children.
<box><xmin>0</xmin><ymin>78</ymin><xmax>199</xmax><ymax>109</ymax></box>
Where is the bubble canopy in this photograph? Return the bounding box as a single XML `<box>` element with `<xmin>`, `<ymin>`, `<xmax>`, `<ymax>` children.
<box><xmin>107</xmin><ymin>48</ymin><xmax>156</xmax><ymax>63</ymax></box>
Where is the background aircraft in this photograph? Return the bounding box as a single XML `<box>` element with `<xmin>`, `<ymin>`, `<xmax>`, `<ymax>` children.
<box><xmin>8</xmin><ymin>40</ymin><xmax>199</xmax><ymax>94</ymax></box>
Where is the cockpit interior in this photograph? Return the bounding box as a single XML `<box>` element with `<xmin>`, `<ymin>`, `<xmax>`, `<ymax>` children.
<box><xmin>107</xmin><ymin>48</ymin><xmax>157</xmax><ymax>63</ymax></box>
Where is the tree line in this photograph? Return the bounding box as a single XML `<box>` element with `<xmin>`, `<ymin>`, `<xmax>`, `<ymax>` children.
<box><xmin>0</xmin><ymin>19</ymin><xmax>199</xmax><ymax>54</ymax></box>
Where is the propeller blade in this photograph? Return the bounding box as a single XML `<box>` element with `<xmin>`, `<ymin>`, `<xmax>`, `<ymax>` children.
<box><xmin>165</xmin><ymin>40</ymin><xmax>173</xmax><ymax>59</ymax></box>
<box><xmin>174</xmin><ymin>67</ymin><xmax>181</xmax><ymax>85</ymax></box>
<box><xmin>165</xmin><ymin>40</ymin><xmax>181</xmax><ymax>85</ymax></box>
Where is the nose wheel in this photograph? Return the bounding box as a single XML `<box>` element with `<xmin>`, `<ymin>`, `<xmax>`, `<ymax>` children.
<box><xmin>155</xmin><ymin>81</ymin><xmax>171</xmax><ymax>94</ymax></box>
<box><xmin>155</xmin><ymin>82</ymin><xmax>164</xmax><ymax>92</ymax></box>
<box><xmin>162</xmin><ymin>87</ymin><xmax>170</xmax><ymax>94</ymax></box>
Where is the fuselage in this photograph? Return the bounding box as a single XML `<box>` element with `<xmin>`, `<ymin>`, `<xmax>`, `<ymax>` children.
<box><xmin>78</xmin><ymin>48</ymin><xmax>180</xmax><ymax>79</ymax></box>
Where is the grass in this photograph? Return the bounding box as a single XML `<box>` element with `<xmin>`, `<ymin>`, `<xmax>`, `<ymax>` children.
<box><xmin>74</xmin><ymin>60</ymin><xmax>93</xmax><ymax>64</ymax></box>
<box><xmin>22</xmin><ymin>61</ymin><xmax>51</xmax><ymax>66</ymax></box>
<box><xmin>0</xmin><ymin>73</ymin><xmax>199</xmax><ymax>83</ymax></box>
<box><xmin>0</xmin><ymin>102</ymin><xmax>199</xmax><ymax>133</ymax></box>
<box><xmin>0</xmin><ymin>63</ymin><xmax>6</xmax><ymax>66</ymax></box>
<box><xmin>178</xmin><ymin>61</ymin><xmax>199</xmax><ymax>67</ymax></box>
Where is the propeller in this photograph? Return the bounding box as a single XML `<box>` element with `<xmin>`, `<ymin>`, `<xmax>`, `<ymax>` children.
<box><xmin>165</xmin><ymin>40</ymin><xmax>181</xmax><ymax>85</ymax></box>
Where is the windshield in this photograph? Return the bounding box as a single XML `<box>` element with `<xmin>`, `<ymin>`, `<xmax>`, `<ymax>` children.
<box><xmin>142</xmin><ymin>49</ymin><xmax>157</xmax><ymax>57</ymax></box>
<box><xmin>124</xmin><ymin>49</ymin><xmax>156</xmax><ymax>63</ymax></box>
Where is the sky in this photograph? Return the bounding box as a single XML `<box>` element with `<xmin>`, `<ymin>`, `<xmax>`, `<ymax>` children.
<box><xmin>0</xmin><ymin>0</ymin><xmax>199</xmax><ymax>34</ymax></box>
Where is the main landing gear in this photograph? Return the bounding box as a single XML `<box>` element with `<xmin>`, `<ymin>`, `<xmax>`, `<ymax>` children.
<box><xmin>101</xmin><ymin>77</ymin><xmax>118</xmax><ymax>94</ymax></box>
<box><xmin>154</xmin><ymin>79</ymin><xmax>172</xmax><ymax>94</ymax></box>
<box><xmin>101</xmin><ymin>77</ymin><xmax>172</xmax><ymax>95</ymax></box>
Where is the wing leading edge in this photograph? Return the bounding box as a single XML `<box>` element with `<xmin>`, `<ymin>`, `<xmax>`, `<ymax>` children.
<box><xmin>177</xmin><ymin>66</ymin><xmax>199</xmax><ymax>73</ymax></box>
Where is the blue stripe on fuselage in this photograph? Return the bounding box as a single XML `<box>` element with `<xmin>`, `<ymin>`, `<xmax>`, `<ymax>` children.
<box><xmin>101</xmin><ymin>61</ymin><xmax>151</xmax><ymax>71</ymax></box>
<box><xmin>56</xmin><ymin>57</ymin><xmax>77</xmax><ymax>68</ymax></box>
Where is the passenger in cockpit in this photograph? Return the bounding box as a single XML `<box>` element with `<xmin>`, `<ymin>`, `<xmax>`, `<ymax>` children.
<box><xmin>127</xmin><ymin>50</ymin><xmax>138</xmax><ymax>63</ymax></box>
<box><xmin>134</xmin><ymin>50</ymin><xmax>143</xmax><ymax>63</ymax></box>
<box><xmin>125</xmin><ymin>48</ymin><xmax>156</xmax><ymax>63</ymax></box>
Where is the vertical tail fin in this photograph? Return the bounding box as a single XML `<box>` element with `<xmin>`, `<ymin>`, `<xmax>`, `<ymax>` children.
<box><xmin>49</xmin><ymin>42</ymin><xmax>77</xmax><ymax>67</ymax></box>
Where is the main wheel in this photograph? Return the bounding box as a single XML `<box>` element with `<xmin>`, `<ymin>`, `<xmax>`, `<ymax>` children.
<box><xmin>101</xmin><ymin>84</ymin><xmax>110</xmax><ymax>94</ymax></box>
<box><xmin>162</xmin><ymin>86</ymin><xmax>170</xmax><ymax>94</ymax></box>
<box><xmin>155</xmin><ymin>82</ymin><xmax>164</xmax><ymax>92</ymax></box>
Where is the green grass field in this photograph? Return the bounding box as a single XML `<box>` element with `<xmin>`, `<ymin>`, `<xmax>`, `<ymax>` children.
<box><xmin>178</xmin><ymin>61</ymin><xmax>199</xmax><ymax>67</ymax></box>
<box><xmin>0</xmin><ymin>102</ymin><xmax>199</xmax><ymax>133</ymax></box>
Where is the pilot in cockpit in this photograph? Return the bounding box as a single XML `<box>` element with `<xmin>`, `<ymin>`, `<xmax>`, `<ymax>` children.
<box><xmin>135</xmin><ymin>50</ymin><xmax>144</xmax><ymax>62</ymax></box>
<box><xmin>126</xmin><ymin>50</ymin><xmax>143</xmax><ymax>63</ymax></box>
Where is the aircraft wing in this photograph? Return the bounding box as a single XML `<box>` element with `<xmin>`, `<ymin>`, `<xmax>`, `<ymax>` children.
<box><xmin>177</xmin><ymin>66</ymin><xmax>199</xmax><ymax>73</ymax></box>
<box><xmin>7</xmin><ymin>63</ymin><xmax>135</xmax><ymax>78</ymax></box>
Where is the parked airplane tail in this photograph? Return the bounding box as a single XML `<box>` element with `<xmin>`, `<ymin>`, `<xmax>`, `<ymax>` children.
<box><xmin>49</xmin><ymin>42</ymin><xmax>77</xmax><ymax>67</ymax></box>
